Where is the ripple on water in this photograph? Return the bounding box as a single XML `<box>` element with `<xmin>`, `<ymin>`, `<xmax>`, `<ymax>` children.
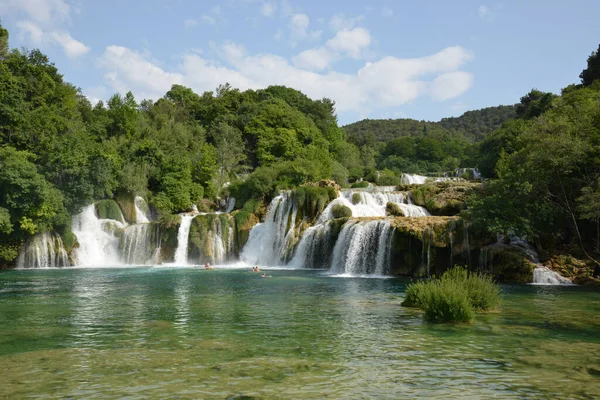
<box><xmin>0</xmin><ymin>268</ymin><xmax>599</xmax><ymax>398</ymax></box>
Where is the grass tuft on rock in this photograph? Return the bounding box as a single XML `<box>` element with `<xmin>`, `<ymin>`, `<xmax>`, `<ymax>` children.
<box><xmin>402</xmin><ymin>266</ymin><xmax>500</xmax><ymax>322</ymax></box>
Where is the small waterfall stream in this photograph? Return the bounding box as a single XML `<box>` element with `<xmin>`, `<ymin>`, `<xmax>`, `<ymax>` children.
<box><xmin>174</xmin><ymin>215</ymin><xmax>196</xmax><ymax>265</ymax></box>
<box><xmin>17</xmin><ymin>232</ymin><xmax>70</xmax><ymax>268</ymax></box>
<box><xmin>72</xmin><ymin>205</ymin><xmax>122</xmax><ymax>266</ymax></box>
<box><xmin>241</xmin><ymin>192</ymin><xmax>297</xmax><ymax>266</ymax></box>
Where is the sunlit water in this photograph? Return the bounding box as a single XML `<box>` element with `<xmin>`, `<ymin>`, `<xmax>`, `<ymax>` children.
<box><xmin>1</xmin><ymin>267</ymin><xmax>599</xmax><ymax>399</ymax></box>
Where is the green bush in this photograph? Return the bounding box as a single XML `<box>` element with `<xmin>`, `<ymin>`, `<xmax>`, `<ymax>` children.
<box><xmin>402</xmin><ymin>266</ymin><xmax>500</xmax><ymax>322</ymax></box>
<box><xmin>386</xmin><ymin>202</ymin><xmax>404</xmax><ymax>217</ymax></box>
<box><xmin>95</xmin><ymin>200</ymin><xmax>124</xmax><ymax>222</ymax></box>
<box><xmin>351</xmin><ymin>193</ymin><xmax>362</xmax><ymax>205</ymax></box>
<box><xmin>331</xmin><ymin>204</ymin><xmax>352</xmax><ymax>218</ymax></box>
<box><xmin>350</xmin><ymin>181</ymin><xmax>369</xmax><ymax>188</ymax></box>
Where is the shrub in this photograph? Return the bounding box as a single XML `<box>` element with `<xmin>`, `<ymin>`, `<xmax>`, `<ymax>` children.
<box><xmin>331</xmin><ymin>204</ymin><xmax>352</xmax><ymax>219</ymax></box>
<box><xmin>402</xmin><ymin>266</ymin><xmax>500</xmax><ymax>322</ymax></box>
<box><xmin>386</xmin><ymin>202</ymin><xmax>404</xmax><ymax>217</ymax></box>
<box><xmin>95</xmin><ymin>200</ymin><xmax>124</xmax><ymax>222</ymax></box>
<box><xmin>350</xmin><ymin>181</ymin><xmax>369</xmax><ymax>188</ymax></box>
<box><xmin>351</xmin><ymin>193</ymin><xmax>362</xmax><ymax>205</ymax></box>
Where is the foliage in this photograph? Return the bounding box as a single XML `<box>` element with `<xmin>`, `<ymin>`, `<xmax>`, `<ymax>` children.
<box><xmin>95</xmin><ymin>200</ymin><xmax>124</xmax><ymax>222</ymax></box>
<box><xmin>350</xmin><ymin>181</ymin><xmax>369</xmax><ymax>188</ymax></box>
<box><xmin>515</xmin><ymin>89</ymin><xmax>557</xmax><ymax>120</ymax></box>
<box><xmin>331</xmin><ymin>204</ymin><xmax>352</xmax><ymax>219</ymax></box>
<box><xmin>402</xmin><ymin>266</ymin><xmax>500</xmax><ymax>322</ymax></box>
<box><xmin>386</xmin><ymin>202</ymin><xmax>404</xmax><ymax>217</ymax></box>
<box><xmin>580</xmin><ymin>44</ymin><xmax>600</xmax><ymax>86</ymax></box>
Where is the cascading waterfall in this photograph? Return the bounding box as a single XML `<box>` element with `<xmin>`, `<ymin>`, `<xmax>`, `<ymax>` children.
<box><xmin>226</xmin><ymin>197</ymin><xmax>236</xmax><ymax>213</ymax></box>
<box><xmin>189</xmin><ymin>214</ymin><xmax>235</xmax><ymax>265</ymax></box>
<box><xmin>72</xmin><ymin>205</ymin><xmax>122</xmax><ymax>266</ymax></box>
<box><xmin>318</xmin><ymin>190</ymin><xmax>429</xmax><ymax>222</ymax></box>
<box><xmin>241</xmin><ymin>192</ymin><xmax>297</xmax><ymax>266</ymax></box>
<box><xmin>17</xmin><ymin>232</ymin><xmax>70</xmax><ymax>268</ymax></box>
<box><xmin>121</xmin><ymin>224</ymin><xmax>157</xmax><ymax>265</ymax></box>
<box><xmin>401</xmin><ymin>174</ymin><xmax>428</xmax><ymax>185</ymax></box>
<box><xmin>134</xmin><ymin>196</ymin><xmax>150</xmax><ymax>223</ymax></box>
<box><xmin>532</xmin><ymin>266</ymin><xmax>573</xmax><ymax>285</ymax></box>
<box><xmin>330</xmin><ymin>219</ymin><xmax>394</xmax><ymax>275</ymax></box>
<box><xmin>289</xmin><ymin>224</ymin><xmax>334</xmax><ymax>269</ymax></box>
<box><xmin>174</xmin><ymin>215</ymin><xmax>196</xmax><ymax>265</ymax></box>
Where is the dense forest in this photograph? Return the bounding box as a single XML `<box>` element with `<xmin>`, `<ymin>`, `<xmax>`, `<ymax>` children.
<box><xmin>1</xmin><ymin>18</ymin><xmax>600</xmax><ymax>269</ymax></box>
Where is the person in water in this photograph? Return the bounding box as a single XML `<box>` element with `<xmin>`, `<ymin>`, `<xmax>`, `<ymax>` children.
<box><xmin>261</xmin><ymin>273</ymin><xmax>271</xmax><ymax>278</ymax></box>
<box><xmin>204</xmin><ymin>262</ymin><xmax>213</xmax><ymax>270</ymax></box>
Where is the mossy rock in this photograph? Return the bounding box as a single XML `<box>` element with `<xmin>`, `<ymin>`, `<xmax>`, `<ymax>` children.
<box><xmin>293</xmin><ymin>185</ymin><xmax>336</xmax><ymax>223</ymax></box>
<box><xmin>232</xmin><ymin>210</ymin><xmax>260</xmax><ymax>250</ymax></box>
<box><xmin>350</xmin><ymin>181</ymin><xmax>369</xmax><ymax>188</ymax></box>
<box><xmin>332</xmin><ymin>204</ymin><xmax>352</xmax><ymax>219</ymax></box>
<box><xmin>479</xmin><ymin>244</ymin><xmax>535</xmax><ymax>282</ymax></box>
<box><xmin>188</xmin><ymin>214</ymin><xmax>236</xmax><ymax>263</ymax></box>
<box><xmin>156</xmin><ymin>218</ymin><xmax>181</xmax><ymax>263</ymax></box>
<box><xmin>410</xmin><ymin>182</ymin><xmax>481</xmax><ymax>216</ymax></box>
<box><xmin>115</xmin><ymin>192</ymin><xmax>136</xmax><ymax>224</ymax></box>
<box><xmin>95</xmin><ymin>199</ymin><xmax>125</xmax><ymax>223</ymax></box>
<box><xmin>197</xmin><ymin>199</ymin><xmax>218</xmax><ymax>213</ymax></box>
<box><xmin>60</xmin><ymin>228</ymin><xmax>78</xmax><ymax>254</ymax></box>
<box><xmin>351</xmin><ymin>193</ymin><xmax>362</xmax><ymax>205</ymax></box>
<box><xmin>386</xmin><ymin>202</ymin><xmax>404</xmax><ymax>217</ymax></box>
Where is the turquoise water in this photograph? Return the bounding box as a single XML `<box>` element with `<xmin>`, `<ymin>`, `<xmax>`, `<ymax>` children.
<box><xmin>0</xmin><ymin>267</ymin><xmax>599</xmax><ymax>399</ymax></box>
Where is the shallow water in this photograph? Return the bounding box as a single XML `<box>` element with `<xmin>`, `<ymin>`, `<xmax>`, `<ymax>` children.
<box><xmin>0</xmin><ymin>267</ymin><xmax>599</xmax><ymax>399</ymax></box>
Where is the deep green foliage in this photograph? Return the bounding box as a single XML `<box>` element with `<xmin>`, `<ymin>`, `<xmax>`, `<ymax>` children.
<box><xmin>331</xmin><ymin>204</ymin><xmax>352</xmax><ymax>219</ymax></box>
<box><xmin>95</xmin><ymin>200</ymin><xmax>124</xmax><ymax>222</ymax></box>
<box><xmin>350</xmin><ymin>181</ymin><xmax>369</xmax><ymax>188</ymax></box>
<box><xmin>402</xmin><ymin>267</ymin><xmax>500</xmax><ymax>323</ymax></box>
<box><xmin>580</xmin><ymin>44</ymin><xmax>600</xmax><ymax>86</ymax></box>
<box><xmin>515</xmin><ymin>89</ymin><xmax>557</xmax><ymax>120</ymax></box>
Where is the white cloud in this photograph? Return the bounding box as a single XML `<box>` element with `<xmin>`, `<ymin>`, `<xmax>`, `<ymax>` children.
<box><xmin>201</xmin><ymin>15</ymin><xmax>217</xmax><ymax>25</ymax></box>
<box><xmin>260</xmin><ymin>1</ymin><xmax>276</xmax><ymax>17</ymax></box>
<box><xmin>478</xmin><ymin>5</ymin><xmax>494</xmax><ymax>21</ymax></box>
<box><xmin>212</xmin><ymin>5</ymin><xmax>221</xmax><ymax>14</ymax></box>
<box><xmin>184</xmin><ymin>19</ymin><xmax>198</xmax><ymax>28</ymax></box>
<box><xmin>50</xmin><ymin>31</ymin><xmax>90</xmax><ymax>58</ymax></box>
<box><xmin>4</xmin><ymin>0</ymin><xmax>90</xmax><ymax>57</ymax></box>
<box><xmin>430</xmin><ymin>71</ymin><xmax>473</xmax><ymax>101</ymax></box>
<box><xmin>289</xmin><ymin>13</ymin><xmax>309</xmax><ymax>40</ymax></box>
<box><xmin>329</xmin><ymin>14</ymin><xmax>364</xmax><ymax>31</ymax></box>
<box><xmin>97</xmin><ymin>43</ymin><xmax>474</xmax><ymax>115</ymax></box>
<box><xmin>293</xmin><ymin>48</ymin><xmax>333</xmax><ymax>71</ymax></box>
<box><xmin>0</xmin><ymin>0</ymin><xmax>71</xmax><ymax>24</ymax></box>
<box><xmin>326</xmin><ymin>28</ymin><xmax>371</xmax><ymax>59</ymax></box>
<box><xmin>382</xmin><ymin>7</ymin><xmax>394</xmax><ymax>18</ymax></box>
<box><xmin>17</xmin><ymin>20</ymin><xmax>90</xmax><ymax>59</ymax></box>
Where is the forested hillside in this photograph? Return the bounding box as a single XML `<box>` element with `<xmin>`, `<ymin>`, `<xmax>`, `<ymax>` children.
<box><xmin>0</xmin><ymin>24</ymin><xmax>369</xmax><ymax>265</ymax></box>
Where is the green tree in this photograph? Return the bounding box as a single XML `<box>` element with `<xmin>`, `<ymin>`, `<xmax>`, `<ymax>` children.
<box><xmin>580</xmin><ymin>44</ymin><xmax>600</xmax><ymax>86</ymax></box>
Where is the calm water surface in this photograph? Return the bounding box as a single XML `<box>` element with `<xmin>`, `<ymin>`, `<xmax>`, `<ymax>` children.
<box><xmin>0</xmin><ymin>267</ymin><xmax>599</xmax><ymax>399</ymax></box>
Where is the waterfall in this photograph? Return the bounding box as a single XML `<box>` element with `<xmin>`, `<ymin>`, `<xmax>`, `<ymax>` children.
<box><xmin>174</xmin><ymin>215</ymin><xmax>196</xmax><ymax>265</ymax></box>
<box><xmin>226</xmin><ymin>197</ymin><xmax>236</xmax><ymax>213</ymax></box>
<box><xmin>330</xmin><ymin>219</ymin><xmax>394</xmax><ymax>275</ymax></box>
<box><xmin>401</xmin><ymin>174</ymin><xmax>428</xmax><ymax>185</ymax></box>
<box><xmin>121</xmin><ymin>224</ymin><xmax>158</xmax><ymax>265</ymax></box>
<box><xmin>241</xmin><ymin>192</ymin><xmax>297</xmax><ymax>266</ymax></box>
<box><xmin>72</xmin><ymin>205</ymin><xmax>122</xmax><ymax>266</ymax></box>
<box><xmin>532</xmin><ymin>266</ymin><xmax>573</xmax><ymax>285</ymax></box>
<box><xmin>318</xmin><ymin>190</ymin><xmax>429</xmax><ymax>222</ymax></box>
<box><xmin>188</xmin><ymin>214</ymin><xmax>235</xmax><ymax>265</ymax></box>
<box><xmin>17</xmin><ymin>232</ymin><xmax>70</xmax><ymax>268</ymax></box>
<box><xmin>134</xmin><ymin>196</ymin><xmax>150</xmax><ymax>223</ymax></box>
<box><xmin>289</xmin><ymin>224</ymin><xmax>334</xmax><ymax>269</ymax></box>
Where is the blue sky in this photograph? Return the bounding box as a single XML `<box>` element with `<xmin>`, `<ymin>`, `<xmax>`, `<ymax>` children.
<box><xmin>1</xmin><ymin>0</ymin><xmax>599</xmax><ymax>125</ymax></box>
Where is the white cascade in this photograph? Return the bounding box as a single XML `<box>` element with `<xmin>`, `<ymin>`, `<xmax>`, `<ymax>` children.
<box><xmin>330</xmin><ymin>219</ymin><xmax>394</xmax><ymax>275</ymax></box>
<box><xmin>401</xmin><ymin>174</ymin><xmax>428</xmax><ymax>185</ymax></box>
<box><xmin>121</xmin><ymin>223</ymin><xmax>157</xmax><ymax>265</ymax></box>
<box><xmin>17</xmin><ymin>232</ymin><xmax>69</xmax><ymax>268</ymax></box>
<box><xmin>173</xmin><ymin>214</ymin><xmax>196</xmax><ymax>265</ymax></box>
<box><xmin>532</xmin><ymin>266</ymin><xmax>573</xmax><ymax>285</ymax></box>
<box><xmin>289</xmin><ymin>224</ymin><xmax>333</xmax><ymax>269</ymax></box>
<box><xmin>134</xmin><ymin>196</ymin><xmax>150</xmax><ymax>223</ymax></box>
<box><xmin>226</xmin><ymin>197</ymin><xmax>236</xmax><ymax>213</ymax></box>
<box><xmin>318</xmin><ymin>190</ymin><xmax>429</xmax><ymax>223</ymax></box>
<box><xmin>72</xmin><ymin>205</ymin><xmax>122</xmax><ymax>266</ymax></box>
<box><xmin>241</xmin><ymin>192</ymin><xmax>297</xmax><ymax>266</ymax></box>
